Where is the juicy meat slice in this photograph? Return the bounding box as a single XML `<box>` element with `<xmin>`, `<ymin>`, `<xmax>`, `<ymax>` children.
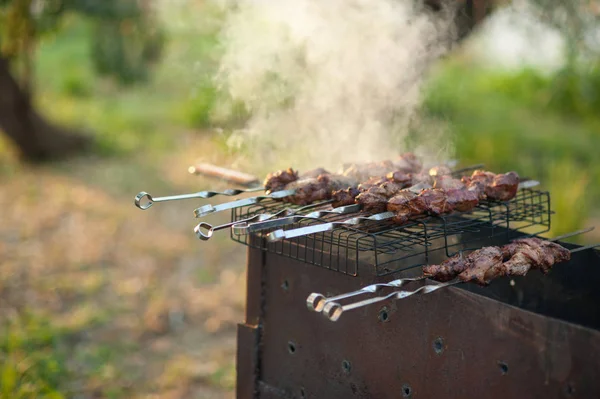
<box><xmin>378</xmin><ymin>181</ymin><xmax>406</xmax><ymax>197</ymax></box>
<box><xmin>508</xmin><ymin>237</ymin><xmax>570</xmax><ymax>273</ymax></box>
<box><xmin>484</xmin><ymin>171</ymin><xmax>519</xmax><ymax>201</ymax></box>
<box><xmin>264</xmin><ymin>168</ymin><xmax>299</xmax><ymax>193</ymax></box>
<box><xmin>282</xmin><ymin>174</ymin><xmax>356</xmax><ymax>205</ymax></box>
<box><xmin>387</xmin><ymin>191</ymin><xmax>428</xmax><ymax>221</ymax></box>
<box><xmin>433</xmin><ymin>176</ymin><xmax>465</xmax><ymax>190</ymax></box>
<box><xmin>355</xmin><ymin>191</ymin><xmax>388</xmax><ymax>213</ymax></box>
<box><xmin>422</xmin><ymin>252</ymin><xmax>470</xmax><ymax>282</ymax></box>
<box><xmin>458</xmin><ymin>246</ymin><xmax>504</xmax><ymax>286</ymax></box>
<box><xmin>386</xmin><ymin>171</ymin><xmax>413</xmax><ymax>186</ymax></box>
<box><xmin>445</xmin><ymin>188</ymin><xmax>479</xmax><ymax>212</ymax></box>
<box><xmin>331</xmin><ymin>187</ymin><xmax>361</xmax><ymax>208</ymax></box>
<box><xmin>419</xmin><ymin>189</ymin><xmax>453</xmax><ymax>215</ymax></box>
<box><xmin>393</xmin><ymin>152</ymin><xmax>423</xmax><ymax>174</ymax></box>
<box><xmin>358</xmin><ymin>176</ymin><xmax>388</xmax><ymax>191</ymax></box>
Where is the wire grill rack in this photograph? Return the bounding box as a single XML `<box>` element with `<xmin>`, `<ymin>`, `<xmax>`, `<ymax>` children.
<box><xmin>230</xmin><ymin>189</ymin><xmax>551</xmax><ymax>276</ymax></box>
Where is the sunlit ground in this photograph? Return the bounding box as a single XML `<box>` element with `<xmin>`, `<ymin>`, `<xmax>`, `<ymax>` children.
<box><xmin>1</xmin><ymin>2</ymin><xmax>600</xmax><ymax>398</ymax></box>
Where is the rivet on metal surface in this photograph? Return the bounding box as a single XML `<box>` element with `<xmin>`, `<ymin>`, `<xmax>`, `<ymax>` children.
<box><xmin>433</xmin><ymin>337</ymin><xmax>444</xmax><ymax>355</ymax></box>
<box><xmin>287</xmin><ymin>341</ymin><xmax>297</xmax><ymax>355</ymax></box>
<box><xmin>342</xmin><ymin>360</ymin><xmax>352</xmax><ymax>374</ymax></box>
<box><xmin>498</xmin><ymin>361</ymin><xmax>509</xmax><ymax>375</ymax></box>
<box><xmin>402</xmin><ymin>384</ymin><xmax>412</xmax><ymax>398</ymax></box>
<box><xmin>378</xmin><ymin>307</ymin><xmax>390</xmax><ymax>323</ymax></box>
<box><xmin>281</xmin><ymin>279</ymin><xmax>289</xmax><ymax>291</ymax></box>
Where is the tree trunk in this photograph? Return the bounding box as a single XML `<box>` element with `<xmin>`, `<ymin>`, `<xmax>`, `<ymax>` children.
<box><xmin>0</xmin><ymin>55</ymin><xmax>92</xmax><ymax>162</ymax></box>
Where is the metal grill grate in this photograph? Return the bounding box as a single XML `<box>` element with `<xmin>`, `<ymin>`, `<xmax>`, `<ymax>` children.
<box><xmin>230</xmin><ymin>189</ymin><xmax>551</xmax><ymax>276</ymax></box>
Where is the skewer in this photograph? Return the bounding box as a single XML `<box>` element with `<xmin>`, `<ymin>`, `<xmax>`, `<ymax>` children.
<box><xmin>320</xmin><ymin>242</ymin><xmax>599</xmax><ymax>322</ymax></box>
<box><xmin>193</xmin><ymin>189</ymin><xmax>296</xmax><ymax>218</ymax></box>
<box><xmin>134</xmin><ymin>187</ymin><xmax>264</xmax><ymax>210</ymax></box>
<box><xmin>196</xmin><ymin>203</ymin><xmax>359</xmax><ymax>240</ymax></box>
<box><xmin>194</xmin><ymin>213</ymin><xmax>282</xmax><ymax>241</ymax></box>
<box><xmin>135</xmin><ymin>161</ymin><xmax>477</xmax><ymax>211</ymax></box>
<box><xmin>230</xmin><ymin>204</ymin><xmax>362</xmax><ymax>235</ymax></box>
<box><xmin>268</xmin><ymin>180</ymin><xmax>540</xmax><ymax>243</ymax></box>
<box><xmin>308</xmin><ymin>228</ymin><xmax>592</xmax><ymax>315</ymax></box>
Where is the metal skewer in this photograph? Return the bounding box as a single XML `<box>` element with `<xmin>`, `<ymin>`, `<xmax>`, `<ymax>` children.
<box><xmin>231</xmin><ymin>204</ymin><xmax>362</xmax><ymax>235</ymax></box>
<box><xmin>193</xmin><ymin>189</ymin><xmax>296</xmax><ymax>218</ymax></box>
<box><xmin>320</xmin><ymin>242</ymin><xmax>600</xmax><ymax>322</ymax></box>
<box><xmin>268</xmin><ymin>181</ymin><xmax>540</xmax><ymax>243</ymax></box>
<box><xmin>308</xmin><ymin>228</ymin><xmax>594</xmax><ymax>316</ymax></box>
<box><xmin>194</xmin><ymin>200</ymin><xmax>343</xmax><ymax>241</ymax></box>
<box><xmin>135</xmin><ymin>187</ymin><xmax>264</xmax><ymax>210</ymax></box>
<box><xmin>194</xmin><ymin>213</ymin><xmax>280</xmax><ymax>241</ymax></box>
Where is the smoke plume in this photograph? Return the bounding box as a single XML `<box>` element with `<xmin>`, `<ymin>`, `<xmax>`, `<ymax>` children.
<box><xmin>214</xmin><ymin>0</ymin><xmax>458</xmax><ymax>172</ymax></box>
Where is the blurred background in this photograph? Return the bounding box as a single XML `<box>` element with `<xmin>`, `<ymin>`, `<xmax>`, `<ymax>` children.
<box><xmin>0</xmin><ymin>0</ymin><xmax>599</xmax><ymax>398</ymax></box>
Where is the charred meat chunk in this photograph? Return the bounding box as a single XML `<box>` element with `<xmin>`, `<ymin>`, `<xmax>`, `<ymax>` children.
<box><xmin>331</xmin><ymin>187</ymin><xmax>361</xmax><ymax>208</ymax></box>
<box><xmin>422</xmin><ymin>252</ymin><xmax>470</xmax><ymax>282</ymax></box>
<box><xmin>355</xmin><ymin>191</ymin><xmax>388</xmax><ymax>213</ymax></box>
<box><xmin>387</xmin><ymin>191</ymin><xmax>427</xmax><ymax>224</ymax></box>
<box><xmin>282</xmin><ymin>174</ymin><xmax>356</xmax><ymax>205</ymax></box>
<box><xmin>264</xmin><ymin>168</ymin><xmax>299</xmax><ymax>193</ymax></box>
<box><xmin>484</xmin><ymin>171</ymin><xmax>519</xmax><ymax>202</ymax></box>
<box><xmin>458</xmin><ymin>246</ymin><xmax>504</xmax><ymax>286</ymax></box>
<box><xmin>358</xmin><ymin>176</ymin><xmax>388</xmax><ymax>191</ymax></box>
<box><xmin>419</xmin><ymin>189</ymin><xmax>453</xmax><ymax>215</ymax></box>
<box><xmin>445</xmin><ymin>188</ymin><xmax>479</xmax><ymax>212</ymax></box>
<box><xmin>386</xmin><ymin>171</ymin><xmax>413</xmax><ymax>186</ymax></box>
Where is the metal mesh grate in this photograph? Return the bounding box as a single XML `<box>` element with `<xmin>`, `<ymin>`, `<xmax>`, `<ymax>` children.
<box><xmin>230</xmin><ymin>189</ymin><xmax>551</xmax><ymax>276</ymax></box>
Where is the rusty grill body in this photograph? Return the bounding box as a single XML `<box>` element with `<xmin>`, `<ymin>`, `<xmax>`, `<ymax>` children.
<box><xmin>233</xmin><ymin>191</ymin><xmax>600</xmax><ymax>399</ymax></box>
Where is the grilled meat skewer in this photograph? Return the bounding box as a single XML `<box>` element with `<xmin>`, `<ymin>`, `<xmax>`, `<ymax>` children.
<box><xmin>315</xmin><ymin>229</ymin><xmax>596</xmax><ymax>322</ymax></box>
<box><xmin>423</xmin><ymin>238</ymin><xmax>572</xmax><ymax>286</ymax></box>
<box><xmin>263</xmin><ymin>153</ymin><xmax>423</xmax><ymax>195</ymax></box>
<box><xmin>267</xmin><ymin>177</ymin><xmax>536</xmax><ymax>242</ymax></box>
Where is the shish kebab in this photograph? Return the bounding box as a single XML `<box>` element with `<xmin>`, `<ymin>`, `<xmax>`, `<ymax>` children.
<box><xmin>267</xmin><ymin>170</ymin><xmax>537</xmax><ymax>242</ymax></box>
<box><xmin>195</xmin><ymin>164</ymin><xmax>481</xmax><ymax>239</ymax></box>
<box><xmin>311</xmin><ymin>230</ymin><xmax>598</xmax><ymax>322</ymax></box>
<box><xmin>135</xmin><ymin>153</ymin><xmax>426</xmax><ymax>210</ymax></box>
<box><xmin>192</xmin><ymin>153</ymin><xmax>438</xmax><ymax>217</ymax></box>
<box><xmin>307</xmin><ymin>229</ymin><xmax>593</xmax><ymax>313</ymax></box>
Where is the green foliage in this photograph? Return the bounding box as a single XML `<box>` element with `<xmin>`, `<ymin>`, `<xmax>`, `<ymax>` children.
<box><xmin>0</xmin><ymin>0</ymin><xmax>164</xmax><ymax>85</ymax></box>
<box><xmin>0</xmin><ymin>313</ymin><xmax>69</xmax><ymax>399</ymax></box>
<box><xmin>423</xmin><ymin>58</ymin><xmax>600</xmax><ymax>237</ymax></box>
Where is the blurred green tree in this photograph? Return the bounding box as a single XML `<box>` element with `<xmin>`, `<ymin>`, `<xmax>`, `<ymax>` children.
<box><xmin>0</xmin><ymin>0</ymin><xmax>164</xmax><ymax>162</ymax></box>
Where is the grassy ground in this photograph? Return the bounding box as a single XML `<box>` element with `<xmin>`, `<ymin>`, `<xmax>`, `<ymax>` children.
<box><xmin>1</xmin><ymin>4</ymin><xmax>600</xmax><ymax>398</ymax></box>
<box><xmin>0</xmin><ymin>3</ymin><xmax>246</xmax><ymax>398</ymax></box>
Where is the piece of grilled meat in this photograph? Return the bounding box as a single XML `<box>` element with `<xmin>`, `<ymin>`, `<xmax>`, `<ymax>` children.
<box><xmin>264</xmin><ymin>168</ymin><xmax>299</xmax><ymax>194</ymax></box>
<box><xmin>282</xmin><ymin>174</ymin><xmax>357</xmax><ymax>205</ymax></box>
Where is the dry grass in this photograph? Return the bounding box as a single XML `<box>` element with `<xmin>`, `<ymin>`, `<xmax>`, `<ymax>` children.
<box><xmin>0</xmin><ymin>134</ymin><xmax>248</xmax><ymax>398</ymax></box>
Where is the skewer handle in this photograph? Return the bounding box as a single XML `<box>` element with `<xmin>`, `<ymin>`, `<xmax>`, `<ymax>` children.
<box><xmin>188</xmin><ymin>163</ymin><xmax>260</xmax><ymax>186</ymax></box>
<box><xmin>134</xmin><ymin>186</ymin><xmax>264</xmax><ymax>210</ymax></box>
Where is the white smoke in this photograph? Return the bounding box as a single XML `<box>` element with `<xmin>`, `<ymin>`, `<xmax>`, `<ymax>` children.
<box><xmin>214</xmin><ymin>0</ymin><xmax>458</xmax><ymax>171</ymax></box>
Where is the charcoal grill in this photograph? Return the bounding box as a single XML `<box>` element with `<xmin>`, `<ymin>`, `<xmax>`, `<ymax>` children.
<box><xmin>232</xmin><ymin>188</ymin><xmax>600</xmax><ymax>399</ymax></box>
